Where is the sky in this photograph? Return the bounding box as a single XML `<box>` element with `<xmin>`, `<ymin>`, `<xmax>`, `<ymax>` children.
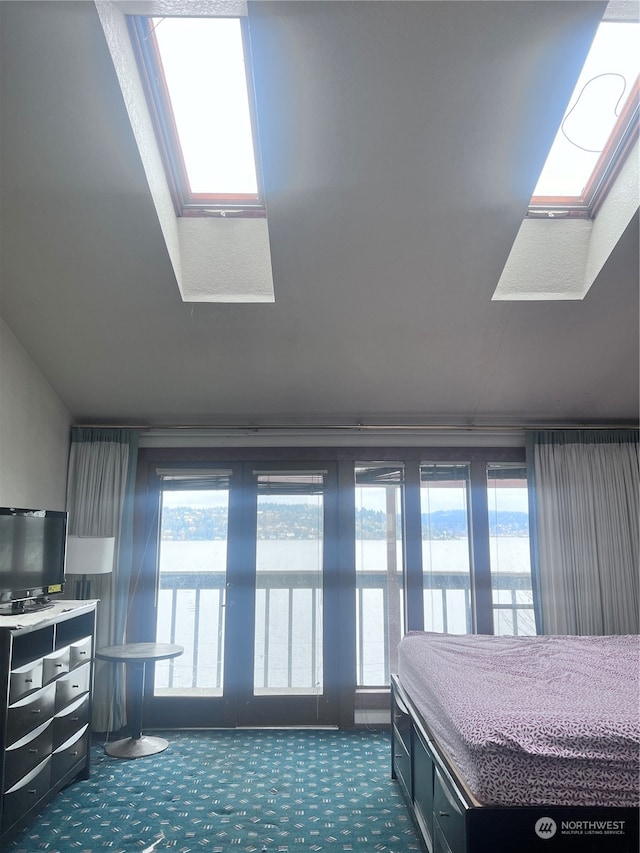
<box><xmin>152</xmin><ymin>16</ymin><xmax>258</xmax><ymax>195</ymax></box>
<box><xmin>533</xmin><ymin>20</ymin><xmax>639</xmax><ymax>197</ymax></box>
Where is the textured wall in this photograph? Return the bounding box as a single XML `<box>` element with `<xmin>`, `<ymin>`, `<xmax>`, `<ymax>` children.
<box><xmin>0</xmin><ymin>318</ymin><xmax>71</xmax><ymax>509</ymax></box>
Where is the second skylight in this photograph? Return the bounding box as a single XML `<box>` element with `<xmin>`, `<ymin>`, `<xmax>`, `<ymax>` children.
<box><xmin>530</xmin><ymin>19</ymin><xmax>639</xmax><ymax>209</ymax></box>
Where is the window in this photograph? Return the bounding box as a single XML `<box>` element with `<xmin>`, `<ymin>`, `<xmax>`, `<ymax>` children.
<box><xmin>353</xmin><ymin>456</ymin><xmax>535</xmax><ymax>683</ymax></box>
<box><xmin>487</xmin><ymin>464</ymin><xmax>535</xmax><ymax>636</ymax></box>
<box><xmin>154</xmin><ymin>469</ymin><xmax>233</xmax><ymax>697</ymax></box>
<box><xmin>529</xmin><ymin>18</ymin><xmax>639</xmax><ymax>217</ymax></box>
<box><xmin>254</xmin><ymin>472</ymin><xmax>325</xmax><ymax>695</ymax></box>
<box><xmin>128</xmin><ymin>15</ymin><xmax>264</xmax><ymax>217</ymax></box>
<box><xmin>420</xmin><ymin>464</ymin><xmax>472</xmax><ymax>633</ymax></box>
<box><xmin>355</xmin><ymin>464</ymin><xmax>405</xmax><ymax>687</ymax></box>
<box><xmin>416</xmin><ymin>459</ymin><xmax>536</xmax><ymax>636</ymax></box>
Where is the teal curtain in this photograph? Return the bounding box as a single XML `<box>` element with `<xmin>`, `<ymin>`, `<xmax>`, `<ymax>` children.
<box><xmin>526</xmin><ymin>429</ymin><xmax>639</xmax><ymax>635</ymax></box>
<box><xmin>66</xmin><ymin>427</ymin><xmax>139</xmax><ymax>731</ymax></box>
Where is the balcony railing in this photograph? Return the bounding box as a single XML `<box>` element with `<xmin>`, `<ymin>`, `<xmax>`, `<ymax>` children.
<box><xmin>156</xmin><ymin>569</ymin><xmax>534</xmax><ymax>691</ymax></box>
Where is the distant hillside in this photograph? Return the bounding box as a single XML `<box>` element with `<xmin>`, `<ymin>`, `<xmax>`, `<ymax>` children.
<box><xmin>161</xmin><ymin>505</ymin><xmax>528</xmax><ymax>540</ymax></box>
<box><xmin>421</xmin><ymin>509</ymin><xmax>529</xmax><ymax>538</ymax></box>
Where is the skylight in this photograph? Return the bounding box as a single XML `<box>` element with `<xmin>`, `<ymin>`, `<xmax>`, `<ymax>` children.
<box><xmin>129</xmin><ymin>16</ymin><xmax>264</xmax><ymax>217</ymax></box>
<box><xmin>529</xmin><ymin>19</ymin><xmax>639</xmax><ymax>215</ymax></box>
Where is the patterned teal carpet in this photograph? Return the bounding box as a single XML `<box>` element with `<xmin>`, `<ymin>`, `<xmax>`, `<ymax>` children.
<box><xmin>9</xmin><ymin>729</ymin><xmax>421</xmax><ymax>852</ymax></box>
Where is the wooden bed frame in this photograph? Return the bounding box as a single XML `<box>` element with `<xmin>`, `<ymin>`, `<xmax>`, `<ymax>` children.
<box><xmin>391</xmin><ymin>674</ymin><xmax>639</xmax><ymax>853</ymax></box>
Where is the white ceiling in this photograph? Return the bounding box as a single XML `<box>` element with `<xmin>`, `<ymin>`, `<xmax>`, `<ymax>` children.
<box><xmin>1</xmin><ymin>0</ymin><xmax>638</xmax><ymax>429</ymax></box>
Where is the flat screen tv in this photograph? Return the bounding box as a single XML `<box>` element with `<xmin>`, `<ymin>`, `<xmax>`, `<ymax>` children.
<box><xmin>0</xmin><ymin>507</ymin><xmax>68</xmax><ymax>614</ymax></box>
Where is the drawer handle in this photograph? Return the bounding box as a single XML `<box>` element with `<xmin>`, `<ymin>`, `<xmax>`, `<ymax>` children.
<box><xmin>28</xmin><ymin>748</ymin><xmax>39</xmax><ymax>754</ymax></box>
<box><xmin>30</xmin><ymin>708</ymin><xmax>42</xmax><ymax>715</ymax></box>
<box><xmin>28</xmin><ymin>789</ymin><xmax>37</xmax><ymax>795</ymax></box>
<box><xmin>72</xmin><ymin>684</ymin><xmax>79</xmax><ymax>689</ymax></box>
<box><xmin>71</xmin><ymin>716</ymin><xmax>80</xmax><ymax>722</ymax></box>
<box><xmin>70</xmin><ymin>750</ymin><xmax>78</xmax><ymax>756</ymax></box>
<box><xmin>79</xmin><ymin>651</ymin><xmax>87</xmax><ymax>655</ymax></box>
<box><xmin>438</xmin><ymin>810</ymin><xmax>450</xmax><ymax>818</ymax></box>
<box><xmin>55</xmin><ymin>663</ymin><xmax>64</xmax><ymax>668</ymax></box>
<box><xmin>25</xmin><ymin>678</ymin><xmax>33</xmax><ymax>683</ymax></box>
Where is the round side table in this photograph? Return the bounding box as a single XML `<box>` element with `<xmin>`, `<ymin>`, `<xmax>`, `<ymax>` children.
<box><xmin>96</xmin><ymin>642</ymin><xmax>184</xmax><ymax>758</ymax></box>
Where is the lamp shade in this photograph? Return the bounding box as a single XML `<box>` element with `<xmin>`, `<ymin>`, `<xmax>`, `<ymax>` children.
<box><xmin>66</xmin><ymin>535</ymin><xmax>115</xmax><ymax>576</ymax></box>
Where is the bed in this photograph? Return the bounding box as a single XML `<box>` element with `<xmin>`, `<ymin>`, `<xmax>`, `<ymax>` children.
<box><xmin>391</xmin><ymin>631</ymin><xmax>639</xmax><ymax>853</ymax></box>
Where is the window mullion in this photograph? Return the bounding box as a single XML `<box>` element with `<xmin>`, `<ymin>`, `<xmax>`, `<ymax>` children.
<box><xmin>403</xmin><ymin>461</ymin><xmax>424</xmax><ymax>632</ymax></box>
<box><xmin>469</xmin><ymin>459</ymin><xmax>493</xmax><ymax>634</ymax></box>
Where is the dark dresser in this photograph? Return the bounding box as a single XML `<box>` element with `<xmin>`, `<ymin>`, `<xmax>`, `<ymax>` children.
<box><xmin>0</xmin><ymin>601</ymin><xmax>96</xmax><ymax>846</ymax></box>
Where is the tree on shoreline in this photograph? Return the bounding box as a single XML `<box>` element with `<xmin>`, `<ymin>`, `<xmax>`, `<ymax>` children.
<box><xmin>161</xmin><ymin>505</ymin><xmax>528</xmax><ymax>541</ymax></box>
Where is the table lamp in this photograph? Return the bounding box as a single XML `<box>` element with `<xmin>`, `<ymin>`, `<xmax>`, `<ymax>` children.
<box><xmin>65</xmin><ymin>535</ymin><xmax>115</xmax><ymax>599</ymax></box>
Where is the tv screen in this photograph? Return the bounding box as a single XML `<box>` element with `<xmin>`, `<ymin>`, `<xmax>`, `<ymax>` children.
<box><xmin>0</xmin><ymin>507</ymin><xmax>68</xmax><ymax>613</ymax></box>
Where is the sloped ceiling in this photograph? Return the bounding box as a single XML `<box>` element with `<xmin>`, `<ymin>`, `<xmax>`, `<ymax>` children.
<box><xmin>0</xmin><ymin>0</ymin><xmax>638</xmax><ymax>428</ymax></box>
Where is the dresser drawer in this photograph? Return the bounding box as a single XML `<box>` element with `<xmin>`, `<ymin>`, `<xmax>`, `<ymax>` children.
<box><xmin>42</xmin><ymin>647</ymin><xmax>70</xmax><ymax>684</ymax></box>
<box><xmin>392</xmin><ymin>724</ymin><xmax>412</xmax><ymax>799</ymax></box>
<box><xmin>52</xmin><ymin>725</ymin><xmax>89</xmax><ymax>781</ymax></box>
<box><xmin>4</xmin><ymin>720</ymin><xmax>54</xmax><ymax>792</ymax></box>
<box><xmin>392</xmin><ymin>690</ymin><xmax>412</xmax><ymax>755</ymax></box>
<box><xmin>433</xmin><ymin>818</ymin><xmax>455</xmax><ymax>853</ymax></box>
<box><xmin>54</xmin><ymin>662</ymin><xmax>91</xmax><ymax>711</ymax></box>
<box><xmin>6</xmin><ymin>682</ymin><xmax>56</xmax><ymax>745</ymax></box>
<box><xmin>9</xmin><ymin>660</ymin><xmax>43</xmax><ymax>704</ymax></box>
<box><xmin>2</xmin><ymin>758</ymin><xmax>52</xmax><ymax>834</ymax></box>
<box><xmin>413</xmin><ymin>729</ymin><xmax>434</xmax><ymax>848</ymax></box>
<box><xmin>53</xmin><ymin>693</ymin><xmax>90</xmax><ymax>749</ymax></box>
<box><xmin>434</xmin><ymin>767</ymin><xmax>466</xmax><ymax>853</ymax></box>
<box><xmin>69</xmin><ymin>636</ymin><xmax>92</xmax><ymax>669</ymax></box>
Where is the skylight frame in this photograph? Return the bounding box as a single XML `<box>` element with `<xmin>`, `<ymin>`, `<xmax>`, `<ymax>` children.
<box><xmin>528</xmin><ymin>20</ymin><xmax>639</xmax><ymax>220</ymax></box>
<box><xmin>128</xmin><ymin>15</ymin><xmax>265</xmax><ymax>219</ymax></box>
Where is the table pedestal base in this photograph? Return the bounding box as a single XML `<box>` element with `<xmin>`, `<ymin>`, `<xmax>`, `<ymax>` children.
<box><xmin>104</xmin><ymin>735</ymin><xmax>169</xmax><ymax>759</ymax></box>
<box><xmin>96</xmin><ymin>643</ymin><xmax>183</xmax><ymax>760</ymax></box>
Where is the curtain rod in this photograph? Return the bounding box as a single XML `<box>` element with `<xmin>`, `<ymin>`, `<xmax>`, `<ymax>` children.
<box><xmin>72</xmin><ymin>422</ymin><xmax>637</xmax><ymax>432</ymax></box>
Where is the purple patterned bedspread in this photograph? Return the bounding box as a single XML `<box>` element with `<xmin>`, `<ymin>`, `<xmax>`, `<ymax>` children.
<box><xmin>397</xmin><ymin>632</ymin><xmax>640</xmax><ymax>807</ymax></box>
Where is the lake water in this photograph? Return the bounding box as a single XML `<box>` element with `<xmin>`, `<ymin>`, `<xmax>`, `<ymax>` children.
<box><xmin>159</xmin><ymin>536</ymin><xmax>532</xmax><ymax>574</ymax></box>
<box><xmin>154</xmin><ymin>537</ymin><xmax>533</xmax><ymax>693</ymax></box>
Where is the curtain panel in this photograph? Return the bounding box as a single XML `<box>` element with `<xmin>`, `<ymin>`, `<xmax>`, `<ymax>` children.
<box><xmin>526</xmin><ymin>429</ymin><xmax>639</xmax><ymax>635</ymax></box>
<box><xmin>66</xmin><ymin>427</ymin><xmax>139</xmax><ymax>731</ymax></box>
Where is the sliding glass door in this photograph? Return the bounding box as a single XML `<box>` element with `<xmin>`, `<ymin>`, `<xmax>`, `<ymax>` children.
<box><xmin>253</xmin><ymin>473</ymin><xmax>324</xmax><ymax>696</ymax></box>
<box><xmin>236</xmin><ymin>467</ymin><xmax>339</xmax><ymax>725</ymax></box>
<box><xmin>154</xmin><ymin>473</ymin><xmax>231</xmax><ymax>699</ymax></box>
<box><xmin>143</xmin><ymin>463</ymin><xmax>339</xmax><ymax>728</ymax></box>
